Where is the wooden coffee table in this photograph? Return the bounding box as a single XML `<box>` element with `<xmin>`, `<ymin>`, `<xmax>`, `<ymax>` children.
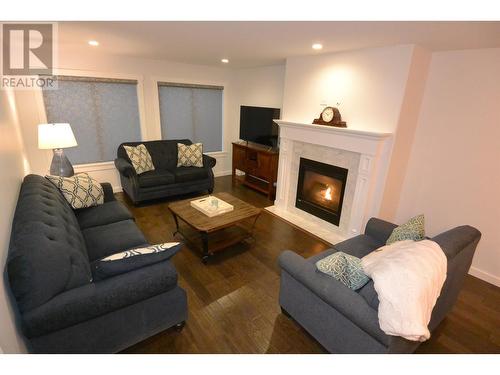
<box><xmin>168</xmin><ymin>192</ymin><xmax>261</xmax><ymax>263</ymax></box>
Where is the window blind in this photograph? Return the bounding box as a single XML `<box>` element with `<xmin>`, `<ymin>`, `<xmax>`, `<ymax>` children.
<box><xmin>42</xmin><ymin>77</ymin><xmax>142</xmax><ymax>164</ymax></box>
<box><xmin>158</xmin><ymin>83</ymin><xmax>223</xmax><ymax>152</ymax></box>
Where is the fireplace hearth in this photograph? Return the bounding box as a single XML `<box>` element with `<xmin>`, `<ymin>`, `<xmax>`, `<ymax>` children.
<box><xmin>295</xmin><ymin>157</ymin><xmax>348</xmax><ymax>226</ymax></box>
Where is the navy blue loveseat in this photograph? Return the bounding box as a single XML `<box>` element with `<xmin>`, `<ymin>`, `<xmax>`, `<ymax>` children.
<box><xmin>115</xmin><ymin>139</ymin><xmax>216</xmax><ymax>204</ymax></box>
<box><xmin>6</xmin><ymin>175</ymin><xmax>187</xmax><ymax>353</ymax></box>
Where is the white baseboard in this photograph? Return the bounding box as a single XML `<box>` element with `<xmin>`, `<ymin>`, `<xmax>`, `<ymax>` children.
<box><xmin>468</xmin><ymin>267</ymin><xmax>500</xmax><ymax>287</ymax></box>
<box><xmin>214</xmin><ymin>170</ymin><xmax>232</xmax><ymax>177</ymax></box>
<box><xmin>112</xmin><ymin>186</ymin><xmax>123</xmax><ymax>193</ymax></box>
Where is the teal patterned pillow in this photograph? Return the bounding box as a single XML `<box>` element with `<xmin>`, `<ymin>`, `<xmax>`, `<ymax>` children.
<box><xmin>386</xmin><ymin>214</ymin><xmax>425</xmax><ymax>245</ymax></box>
<box><xmin>316</xmin><ymin>251</ymin><xmax>370</xmax><ymax>290</ymax></box>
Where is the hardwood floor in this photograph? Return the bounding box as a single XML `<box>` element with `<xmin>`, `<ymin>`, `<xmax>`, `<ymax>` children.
<box><xmin>119</xmin><ymin>176</ymin><xmax>500</xmax><ymax>354</ymax></box>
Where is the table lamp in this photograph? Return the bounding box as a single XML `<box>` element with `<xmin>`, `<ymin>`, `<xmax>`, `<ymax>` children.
<box><xmin>38</xmin><ymin>123</ymin><xmax>78</xmax><ymax>177</ymax></box>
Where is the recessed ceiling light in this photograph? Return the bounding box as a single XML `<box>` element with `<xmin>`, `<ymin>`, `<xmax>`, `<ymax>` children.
<box><xmin>88</xmin><ymin>40</ymin><xmax>99</xmax><ymax>46</ymax></box>
<box><xmin>221</xmin><ymin>58</ymin><xmax>229</xmax><ymax>63</ymax></box>
<box><xmin>312</xmin><ymin>43</ymin><xmax>323</xmax><ymax>50</ymax></box>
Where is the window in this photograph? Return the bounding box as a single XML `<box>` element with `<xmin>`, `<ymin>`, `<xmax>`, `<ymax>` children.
<box><xmin>158</xmin><ymin>83</ymin><xmax>223</xmax><ymax>152</ymax></box>
<box><xmin>42</xmin><ymin>76</ymin><xmax>142</xmax><ymax>164</ymax></box>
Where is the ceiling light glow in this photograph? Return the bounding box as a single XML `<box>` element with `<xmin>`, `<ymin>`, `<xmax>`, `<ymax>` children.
<box><xmin>221</xmin><ymin>58</ymin><xmax>229</xmax><ymax>63</ymax></box>
<box><xmin>88</xmin><ymin>40</ymin><xmax>99</xmax><ymax>46</ymax></box>
<box><xmin>312</xmin><ymin>43</ymin><xmax>323</xmax><ymax>50</ymax></box>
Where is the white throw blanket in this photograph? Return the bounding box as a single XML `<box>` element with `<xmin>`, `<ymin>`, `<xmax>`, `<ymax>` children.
<box><xmin>361</xmin><ymin>240</ymin><xmax>447</xmax><ymax>342</ymax></box>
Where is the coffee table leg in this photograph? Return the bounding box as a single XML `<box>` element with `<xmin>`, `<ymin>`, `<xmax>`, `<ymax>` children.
<box><xmin>172</xmin><ymin>213</ymin><xmax>180</xmax><ymax>236</ymax></box>
<box><xmin>251</xmin><ymin>213</ymin><xmax>260</xmax><ymax>234</ymax></box>
<box><xmin>201</xmin><ymin>232</ymin><xmax>209</xmax><ymax>264</ymax></box>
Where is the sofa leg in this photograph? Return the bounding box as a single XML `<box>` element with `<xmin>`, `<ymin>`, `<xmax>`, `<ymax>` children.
<box><xmin>208</xmin><ymin>188</ymin><xmax>214</xmax><ymax>194</ymax></box>
<box><xmin>281</xmin><ymin>306</ymin><xmax>291</xmax><ymax>318</ymax></box>
<box><xmin>174</xmin><ymin>321</ymin><xmax>186</xmax><ymax>331</ymax></box>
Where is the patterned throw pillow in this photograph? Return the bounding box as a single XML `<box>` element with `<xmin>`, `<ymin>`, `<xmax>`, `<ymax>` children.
<box><xmin>316</xmin><ymin>251</ymin><xmax>370</xmax><ymax>290</ymax></box>
<box><xmin>177</xmin><ymin>143</ymin><xmax>203</xmax><ymax>168</ymax></box>
<box><xmin>386</xmin><ymin>214</ymin><xmax>425</xmax><ymax>245</ymax></box>
<box><xmin>91</xmin><ymin>242</ymin><xmax>183</xmax><ymax>280</ymax></box>
<box><xmin>46</xmin><ymin>173</ymin><xmax>104</xmax><ymax>209</ymax></box>
<box><xmin>123</xmin><ymin>144</ymin><xmax>155</xmax><ymax>174</ymax></box>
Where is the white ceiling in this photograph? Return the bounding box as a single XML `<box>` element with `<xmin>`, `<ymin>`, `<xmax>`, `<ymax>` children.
<box><xmin>58</xmin><ymin>21</ymin><xmax>500</xmax><ymax>68</ymax></box>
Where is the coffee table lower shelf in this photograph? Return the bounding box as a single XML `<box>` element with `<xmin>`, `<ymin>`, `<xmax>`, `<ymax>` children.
<box><xmin>172</xmin><ymin>217</ymin><xmax>258</xmax><ymax>263</ymax></box>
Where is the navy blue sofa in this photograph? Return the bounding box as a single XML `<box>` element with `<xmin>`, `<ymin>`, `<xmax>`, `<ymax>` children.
<box><xmin>115</xmin><ymin>139</ymin><xmax>216</xmax><ymax>204</ymax></box>
<box><xmin>6</xmin><ymin>174</ymin><xmax>187</xmax><ymax>353</ymax></box>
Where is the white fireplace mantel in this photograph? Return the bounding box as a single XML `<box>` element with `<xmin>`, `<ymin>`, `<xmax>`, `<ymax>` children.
<box><xmin>275</xmin><ymin>120</ymin><xmax>392</xmax><ymax>155</ymax></box>
<box><xmin>267</xmin><ymin>120</ymin><xmax>393</xmax><ymax>244</ymax></box>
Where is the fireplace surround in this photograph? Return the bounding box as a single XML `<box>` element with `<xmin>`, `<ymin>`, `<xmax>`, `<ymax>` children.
<box><xmin>296</xmin><ymin>157</ymin><xmax>348</xmax><ymax>226</ymax></box>
<box><xmin>266</xmin><ymin>120</ymin><xmax>393</xmax><ymax>244</ymax></box>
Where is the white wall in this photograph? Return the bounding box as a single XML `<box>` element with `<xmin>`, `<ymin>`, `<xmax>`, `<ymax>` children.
<box><xmin>16</xmin><ymin>48</ymin><xmax>286</xmax><ymax>190</ymax></box>
<box><xmin>282</xmin><ymin>45</ymin><xmax>415</xmax><ymax>133</ymax></box>
<box><xmin>396</xmin><ymin>48</ymin><xmax>500</xmax><ymax>286</ymax></box>
<box><xmin>13</xmin><ymin>90</ymin><xmax>51</xmax><ymax>178</ymax></box>
<box><xmin>231</xmin><ymin>65</ymin><xmax>285</xmax><ymax>109</ymax></box>
<box><xmin>279</xmin><ymin>44</ymin><xmax>420</xmax><ymax>233</ymax></box>
<box><xmin>380</xmin><ymin>46</ymin><xmax>432</xmax><ymax>219</ymax></box>
<box><xmin>0</xmin><ymin>89</ymin><xmax>30</xmax><ymax>353</ymax></box>
<box><xmin>229</xmin><ymin>65</ymin><xmax>286</xmax><ymax>143</ymax></box>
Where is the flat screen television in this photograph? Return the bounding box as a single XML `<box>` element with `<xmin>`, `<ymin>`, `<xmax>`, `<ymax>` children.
<box><xmin>239</xmin><ymin>105</ymin><xmax>280</xmax><ymax>148</ymax></box>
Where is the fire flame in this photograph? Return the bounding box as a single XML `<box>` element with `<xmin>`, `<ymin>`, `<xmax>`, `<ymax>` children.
<box><xmin>324</xmin><ymin>186</ymin><xmax>333</xmax><ymax>201</ymax></box>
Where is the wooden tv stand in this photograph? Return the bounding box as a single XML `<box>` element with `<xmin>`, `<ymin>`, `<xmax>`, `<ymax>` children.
<box><xmin>232</xmin><ymin>142</ymin><xmax>279</xmax><ymax>199</ymax></box>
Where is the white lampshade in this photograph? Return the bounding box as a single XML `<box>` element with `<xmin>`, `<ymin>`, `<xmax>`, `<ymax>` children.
<box><xmin>38</xmin><ymin>123</ymin><xmax>78</xmax><ymax>150</ymax></box>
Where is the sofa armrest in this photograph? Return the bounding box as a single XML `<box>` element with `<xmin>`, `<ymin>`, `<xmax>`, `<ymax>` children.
<box><xmin>279</xmin><ymin>250</ymin><xmax>387</xmax><ymax>345</ymax></box>
<box><xmin>21</xmin><ymin>260</ymin><xmax>178</xmax><ymax>338</ymax></box>
<box><xmin>203</xmin><ymin>154</ymin><xmax>217</xmax><ymax>169</ymax></box>
<box><xmin>364</xmin><ymin>218</ymin><xmax>398</xmax><ymax>244</ymax></box>
<box><xmin>114</xmin><ymin>157</ymin><xmax>136</xmax><ymax>178</ymax></box>
<box><xmin>100</xmin><ymin>182</ymin><xmax>115</xmax><ymax>202</ymax></box>
<box><xmin>432</xmin><ymin>225</ymin><xmax>481</xmax><ymax>260</ymax></box>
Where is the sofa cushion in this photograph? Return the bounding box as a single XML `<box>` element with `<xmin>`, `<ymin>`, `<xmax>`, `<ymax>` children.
<box><xmin>7</xmin><ymin>175</ymin><xmax>92</xmax><ymax>313</ymax></box>
<box><xmin>123</xmin><ymin>144</ymin><xmax>155</xmax><ymax>175</ymax></box>
<box><xmin>386</xmin><ymin>214</ymin><xmax>425</xmax><ymax>245</ymax></box>
<box><xmin>316</xmin><ymin>251</ymin><xmax>370</xmax><ymax>290</ymax></box>
<box><xmin>173</xmin><ymin>166</ymin><xmax>209</xmax><ymax>183</ymax></box>
<box><xmin>21</xmin><ymin>260</ymin><xmax>179</xmax><ymax>338</ymax></box>
<box><xmin>137</xmin><ymin>170</ymin><xmax>175</xmax><ymax>188</ymax></box>
<box><xmin>46</xmin><ymin>173</ymin><xmax>104</xmax><ymax>209</ymax></box>
<box><xmin>75</xmin><ymin>201</ymin><xmax>134</xmax><ymax>230</ymax></box>
<box><xmin>334</xmin><ymin>235</ymin><xmax>384</xmax><ymax>259</ymax></box>
<box><xmin>177</xmin><ymin>143</ymin><xmax>203</xmax><ymax>167</ymax></box>
<box><xmin>91</xmin><ymin>242</ymin><xmax>183</xmax><ymax>280</ymax></box>
<box><xmin>83</xmin><ymin>220</ymin><xmax>148</xmax><ymax>262</ymax></box>
<box><xmin>308</xmin><ymin>247</ymin><xmax>380</xmax><ymax>307</ymax></box>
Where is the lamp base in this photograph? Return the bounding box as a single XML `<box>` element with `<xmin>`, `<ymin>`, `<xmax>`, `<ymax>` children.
<box><xmin>50</xmin><ymin>149</ymin><xmax>75</xmax><ymax>177</ymax></box>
